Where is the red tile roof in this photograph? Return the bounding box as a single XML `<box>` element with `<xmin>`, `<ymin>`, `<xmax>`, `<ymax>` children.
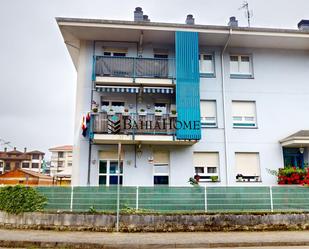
<box><xmin>49</xmin><ymin>145</ymin><xmax>73</xmax><ymax>152</ymax></box>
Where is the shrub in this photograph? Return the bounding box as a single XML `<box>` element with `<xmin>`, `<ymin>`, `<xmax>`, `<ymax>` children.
<box><xmin>0</xmin><ymin>185</ymin><xmax>47</xmax><ymax>214</ymax></box>
<box><xmin>277</xmin><ymin>167</ymin><xmax>307</xmax><ymax>185</ymax></box>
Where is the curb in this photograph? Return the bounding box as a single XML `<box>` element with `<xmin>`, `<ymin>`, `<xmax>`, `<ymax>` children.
<box><xmin>2</xmin><ymin>240</ymin><xmax>309</xmax><ymax>248</ymax></box>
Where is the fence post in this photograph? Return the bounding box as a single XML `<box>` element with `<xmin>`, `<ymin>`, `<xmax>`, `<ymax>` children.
<box><xmin>204</xmin><ymin>186</ymin><xmax>207</xmax><ymax>212</ymax></box>
<box><xmin>70</xmin><ymin>185</ymin><xmax>74</xmax><ymax>212</ymax></box>
<box><xmin>136</xmin><ymin>186</ymin><xmax>139</xmax><ymax>210</ymax></box>
<box><xmin>269</xmin><ymin>186</ymin><xmax>274</xmax><ymax>212</ymax></box>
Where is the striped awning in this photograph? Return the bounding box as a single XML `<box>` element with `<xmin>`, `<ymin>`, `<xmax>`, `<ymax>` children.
<box><xmin>95</xmin><ymin>86</ymin><xmax>139</xmax><ymax>93</ymax></box>
<box><xmin>143</xmin><ymin>87</ymin><xmax>174</xmax><ymax>94</ymax></box>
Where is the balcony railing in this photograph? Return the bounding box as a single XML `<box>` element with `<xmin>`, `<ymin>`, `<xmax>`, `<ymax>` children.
<box><xmin>94</xmin><ymin>56</ymin><xmax>176</xmax><ymax>79</ymax></box>
<box><xmin>92</xmin><ymin>113</ymin><xmax>176</xmax><ymax>136</ymax></box>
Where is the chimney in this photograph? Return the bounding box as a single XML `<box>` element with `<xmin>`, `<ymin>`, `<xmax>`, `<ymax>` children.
<box><xmin>4</xmin><ymin>148</ymin><xmax>7</xmax><ymax>152</ymax></box>
<box><xmin>134</xmin><ymin>7</ymin><xmax>144</xmax><ymax>22</ymax></box>
<box><xmin>228</xmin><ymin>16</ymin><xmax>238</xmax><ymax>27</ymax></box>
<box><xmin>143</xmin><ymin>15</ymin><xmax>150</xmax><ymax>22</ymax></box>
<box><xmin>186</xmin><ymin>14</ymin><xmax>195</xmax><ymax>25</ymax></box>
<box><xmin>298</xmin><ymin>20</ymin><xmax>309</xmax><ymax>31</ymax></box>
<box><xmin>13</xmin><ymin>147</ymin><xmax>16</xmax><ymax>151</ymax></box>
<box><xmin>24</xmin><ymin>147</ymin><xmax>27</xmax><ymax>153</ymax></box>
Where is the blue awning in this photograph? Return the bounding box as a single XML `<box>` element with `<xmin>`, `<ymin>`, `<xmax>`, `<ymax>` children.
<box><xmin>95</xmin><ymin>86</ymin><xmax>139</xmax><ymax>93</ymax></box>
<box><xmin>143</xmin><ymin>87</ymin><xmax>174</xmax><ymax>94</ymax></box>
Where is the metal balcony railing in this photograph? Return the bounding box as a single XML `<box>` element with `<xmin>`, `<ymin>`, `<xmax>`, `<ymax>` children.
<box><xmin>94</xmin><ymin>56</ymin><xmax>176</xmax><ymax>79</ymax></box>
<box><xmin>92</xmin><ymin>113</ymin><xmax>176</xmax><ymax>135</ymax></box>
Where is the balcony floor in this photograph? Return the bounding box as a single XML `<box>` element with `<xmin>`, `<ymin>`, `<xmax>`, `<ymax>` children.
<box><xmin>92</xmin><ymin>134</ymin><xmax>197</xmax><ymax>145</ymax></box>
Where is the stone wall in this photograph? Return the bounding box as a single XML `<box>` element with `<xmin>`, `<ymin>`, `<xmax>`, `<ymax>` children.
<box><xmin>1</xmin><ymin>212</ymin><xmax>309</xmax><ymax>232</ymax></box>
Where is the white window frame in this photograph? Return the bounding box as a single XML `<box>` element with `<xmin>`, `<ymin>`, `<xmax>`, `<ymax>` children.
<box><xmin>235</xmin><ymin>152</ymin><xmax>261</xmax><ymax>182</ymax></box>
<box><xmin>103</xmin><ymin>48</ymin><xmax>127</xmax><ymax>57</ymax></box>
<box><xmin>232</xmin><ymin>101</ymin><xmax>257</xmax><ymax>128</ymax></box>
<box><xmin>229</xmin><ymin>54</ymin><xmax>253</xmax><ymax>77</ymax></box>
<box><xmin>153</xmin><ymin>163</ymin><xmax>169</xmax><ymax>185</ymax></box>
<box><xmin>200</xmin><ymin>100</ymin><xmax>217</xmax><ymax>128</ymax></box>
<box><xmin>100</xmin><ymin>98</ymin><xmax>126</xmax><ymax>113</ymax></box>
<box><xmin>199</xmin><ymin>53</ymin><xmax>215</xmax><ymax>76</ymax></box>
<box><xmin>98</xmin><ymin>160</ymin><xmax>123</xmax><ymax>186</ymax></box>
<box><xmin>193</xmin><ymin>152</ymin><xmax>220</xmax><ymax>182</ymax></box>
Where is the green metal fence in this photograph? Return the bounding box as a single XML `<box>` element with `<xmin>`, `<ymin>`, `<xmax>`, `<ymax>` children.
<box><xmin>35</xmin><ymin>186</ymin><xmax>309</xmax><ymax>213</ymax></box>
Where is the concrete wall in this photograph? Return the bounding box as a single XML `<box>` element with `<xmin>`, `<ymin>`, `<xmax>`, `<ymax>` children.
<box><xmin>1</xmin><ymin>211</ymin><xmax>309</xmax><ymax>232</ymax></box>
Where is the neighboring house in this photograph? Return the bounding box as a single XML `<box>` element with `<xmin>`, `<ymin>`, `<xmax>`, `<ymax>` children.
<box><xmin>56</xmin><ymin>8</ymin><xmax>309</xmax><ymax>186</ymax></box>
<box><xmin>0</xmin><ymin>168</ymin><xmax>53</xmax><ymax>186</ymax></box>
<box><xmin>49</xmin><ymin>145</ymin><xmax>73</xmax><ymax>184</ymax></box>
<box><xmin>0</xmin><ymin>147</ymin><xmax>45</xmax><ymax>174</ymax></box>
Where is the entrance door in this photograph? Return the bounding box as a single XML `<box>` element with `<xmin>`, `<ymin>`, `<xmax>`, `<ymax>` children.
<box><xmin>283</xmin><ymin>148</ymin><xmax>304</xmax><ymax>168</ymax></box>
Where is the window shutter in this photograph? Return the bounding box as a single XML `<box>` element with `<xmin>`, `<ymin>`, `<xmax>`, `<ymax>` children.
<box><xmin>200</xmin><ymin>100</ymin><xmax>216</xmax><ymax>117</ymax></box>
<box><xmin>102</xmin><ymin>47</ymin><xmax>128</xmax><ymax>53</ymax></box>
<box><xmin>235</xmin><ymin>153</ymin><xmax>260</xmax><ymax>176</ymax></box>
<box><xmin>232</xmin><ymin>101</ymin><xmax>255</xmax><ymax>117</ymax></box>
<box><xmin>99</xmin><ymin>151</ymin><xmax>124</xmax><ymax>160</ymax></box>
<box><xmin>193</xmin><ymin>152</ymin><xmax>219</xmax><ymax>167</ymax></box>
<box><xmin>153</xmin><ymin>151</ymin><xmax>170</xmax><ymax>164</ymax></box>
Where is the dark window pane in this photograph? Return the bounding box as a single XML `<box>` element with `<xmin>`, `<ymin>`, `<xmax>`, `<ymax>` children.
<box><xmin>241</xmin><ymin>56</ymin><xmax>250</xmax><ymax>62</ymax></box>
<box><xmin>203</xmin><ymin>54</ymin><xmax>213</xmax><ymax>60</ymax></box>
<box><xmin>32</xmin><ymin>163</ymin><xmax>39</xmax><ymax>168</ymax></box>
<box><xmin>111</xmin><ymin>102</ymin><xmax>124</xmax><ymax>107</ymax></box>
<box><xmin>101</xmin><ymin>101</ymin><xmax>109</xmax><ymax>106</ymax></box>
<box><xmin>113</xmin><ymin>52</ymin><xmax>126</xmax><ymax>57</ymax></box>
<box><xmin>99</xmin><ymin>176</ymin><xmax>106</xmax><ymax>185</ymax></box>
<box><xmin>154</xmin><ymin>176</ymin><xmax>169</xmax><ymax>185</ymax></box>
<box><xmin>109</xmin><ymin>176</ymin><xmax>123</xmax><ymax>185</ymax></box>
<box><xmin>154</xmin><ymin>54</ymin><xmax>168</xmax><ymax>59</ymax></box>
<box><xmin>22</xmin><ymin>163</ymin><xmax>30</xmax><ymax>168</ymax></box>
<box><xmin>103</xmin><ymin>52</ymin><xmax>111</xmax><ymax>56</ymax></box>
<box><xmin>230</xmin><ymin>56</ymin><xmax>238</xmax><ymax>61</ymax></box>
<box><xmin>32</xmin><ymin>154</ymin><xmax>40</xmax><ymax>159</ymax></box>
<box><xmin>99</xmin><ymin>161</ymin><xmax>107</xmax><ymax>174</ymax></box>
<box><xmin>195</xmin><ymin>167</ymin><xmax>204</xmax><ymax>174</ymax></box>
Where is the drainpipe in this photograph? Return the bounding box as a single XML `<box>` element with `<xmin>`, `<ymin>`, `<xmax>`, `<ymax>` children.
<box><xmin>221</xmin><ymin>29</ymin><xmax>232</xmax><ymax>186</ymax></box>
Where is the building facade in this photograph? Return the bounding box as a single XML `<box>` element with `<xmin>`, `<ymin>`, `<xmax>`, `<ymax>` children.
<box><xmin>57</xmin><ymin>9</ymin><xmax>309</xmax><ymax>186</ymax></box>
<box><xmin>49</xmin><ymin>145</ymin><xmax>73</xmax><ymax>178</ymax></box>
<box><xmin>0</xmin><ymin>147</ymin><xmax>45</xmax><ymax>174</ymax></box>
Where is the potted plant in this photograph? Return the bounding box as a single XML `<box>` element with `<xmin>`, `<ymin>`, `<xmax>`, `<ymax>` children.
<box><xmin>122</xmin><ymin>108</ymin><xmax>129</xmax><ymax>116</ymax></box>
<box><xmin>210</xmin><ymin>175</ymin><xmax>219</xmax><ymax>182</ymax></box>
<box><xmin>170</xmin><ymin>109</ymin><xmax>177</xmax><ymax>117</ymax></box>
<box><xmin>138</xmin><ymin>108</ymin><xmax>146</xmax><ymax>116</ymax></box>
<box><xmin>91</xmin><ymin>101</ymin><xmax>98</xmax><ymax>113</ymax></box>
<box><xmin>155</xmin><ymin>109</ymin><xmax>163</xmax><ymax>116</ymax></box>
<box><xmin>108</xmin><ymin>108</ymin><xmax>115</xmax><ymax>115</ymax></box>
<box><xmin>236</xmin><ymin>174</ymin><xmax>243</xmax><ymax>182</ymax></box>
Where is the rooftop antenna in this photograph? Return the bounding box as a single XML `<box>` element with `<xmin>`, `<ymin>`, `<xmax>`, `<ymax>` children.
<box><xmin>0</xmin><ymin>138</ymin><xmax>13</xmax><ymax>150</ymax></box>
<box><xmin>239</xmin><ymin>1</ymin><xmax>253</xmax><ymax>27</ymax></box>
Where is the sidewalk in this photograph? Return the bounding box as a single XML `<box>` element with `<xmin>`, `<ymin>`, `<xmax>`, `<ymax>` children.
<box><xmin>1</xmin><ymin>229</ymin><xmax>309</xmax><ymax>248</ymax></box>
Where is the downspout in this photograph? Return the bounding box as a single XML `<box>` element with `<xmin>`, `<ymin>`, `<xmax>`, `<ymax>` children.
<box><xmin>221</xmin><ymin>29</ymin><xmax>232</xmax><ymax>186</ymax></box>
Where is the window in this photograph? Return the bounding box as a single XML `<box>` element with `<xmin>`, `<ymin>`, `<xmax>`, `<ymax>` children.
<box><xmin>0</xmin><ymin>162</ymin><xmax>3</xmax><ymax>168</ymax></box>
<box><xmin>230</xmin><ymin>55</ymin><xmax>252</xmax><ymax>77</ymax></box>
<box><xmin>100</xmin><ymin>98</ymin><xmax>125</xmax><ymax>113</ymax></box>
<box><xmin>32</xmin><ymin>154</ymin><xmax>40</xmax><ymax>160</ymax></box>
<box><xmin>4</xmin><ymin>162</ymin><xmax>10</xmax><ymax>171</ymax></box>
<box><xmin>58</xmin><ymin>161</ymin><xmax>64</xmax><ymax>167</ymax></box>
<box><xmin>199</xmin><ymin>54</ymin><xmax>215</xmax><ymax>75</ymax></box>
<box><xmin>193</xmin><ymin>152</ymin><xmax>219</xmax><ymax>181</ymax></box>
<box><xmin>68</xmin><ymin>162</ymin><xmax>72</xmax><ymax>167</ymax></box>
<box><xmin>58</xmin><ymin>152</ymin><xmax>64</xmax><ymax>158</ymax></box>
<box><xmin>154</xmin><ymin>103</ymin><xmax>167</xmax><ymax>114</ymax></box>
<box><xmin>232</xmin><ymin>101</ymin><xmax>257</xmax><ymax>128</ymax></box>
<box><xmin>32</xmin><ymin>163</ymin><xmax>39</xmax><ymax>168</ymax></box>
<box><xmin>235</xmin><ymin>152</ymin><xmax>260</xmax><ymax>182</ymax></box>
<box><xmin>22</xmin><ymin>162</ymin><xmax>30</xmax><ymax>168</ymax></box>
<box><xmin>153</xmin><ymin>49</ymin><xmax>168</xmax><ymax>59</ymax></box>
<box><xmin>153</xmin><ymin>151</ymin><xmax>169</xmax><ymax>185</ymax></box>
<box><xmin>99</xmin><ymin>160</ymin><xmax>123</xmax><ymax>186</ymax></box>
<box><xmin>200</xmin><ymin>100</ymin><xmax>217</xmax><ymax>128</ymax></box>
<box><xmin>103</xmin><ymin>47</ymin><xmax>127</xmax><ymax>57</ymax></box>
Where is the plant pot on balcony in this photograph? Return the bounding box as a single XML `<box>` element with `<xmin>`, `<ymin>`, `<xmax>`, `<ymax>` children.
<box><xmin>138</xmin><ymin>109</ymin><xmax>147</xmax><ymax>116</ymax></box>
<box><xmin>155</xmin><ymin>110</ymin><xmax>163</xmax><ymax>117</ymax></box>
<box><xmin>169</xmin><ymin>111</ymin><xmax>177</xmax><ymax>118</ymax></box>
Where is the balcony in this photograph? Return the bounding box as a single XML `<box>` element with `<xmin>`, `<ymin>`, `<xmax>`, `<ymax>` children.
<box><xmin>90</xmin><ymin>113</ymin><xmax>195</xmax><ymax>145</ymax></box>
<box><xmin>94</xmin><ymin>56</ymin><xmax>175</xmax><ymax>86</ymax></box>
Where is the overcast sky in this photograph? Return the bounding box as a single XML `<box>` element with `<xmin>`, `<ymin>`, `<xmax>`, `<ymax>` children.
<box><xmin>0</xmin><ymin>0</ymin><xmax>308</xmax><ymax>157</ymax></box>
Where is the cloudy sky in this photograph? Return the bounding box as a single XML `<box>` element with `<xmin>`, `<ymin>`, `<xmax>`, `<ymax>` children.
<box><xmin>0</xmin><ymin>0</ymin><xmax>308</xmax><ymax>157</ymax></box>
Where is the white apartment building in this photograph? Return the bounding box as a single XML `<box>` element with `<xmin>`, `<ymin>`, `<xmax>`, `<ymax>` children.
<box><xmin>56</xmin><ymin>8</ymin><xmax>309</xmax><ymax>186</ymax></box>
<box><xmin>49</xmin><ymin>145</ymin><xmax>73</xmax><ymax>177</ymax></box>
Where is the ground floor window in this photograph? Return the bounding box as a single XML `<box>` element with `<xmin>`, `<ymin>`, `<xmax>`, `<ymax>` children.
<box><xmin>283</xmin><ymin>148</ymin><xmax>304</xmax><ymax>168</ymax></box>
<box><xmin>99</xmin><ymin>160</ymin><xmax>123</xmax><ymax>186</ymax></box>
<box><xmin>153</xmin><ymin>151</ymin><xmax>170</xmax><ymax>185</ymax></box>
<box><xmin>193</xmin><ymin>152</ymin><xmax>219</xmax><ymax>182</ymax></box>
<box><xmin>235</xmin><ymin>152</ymin><xmax>260</xmax><ymax>182</ymax></box>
